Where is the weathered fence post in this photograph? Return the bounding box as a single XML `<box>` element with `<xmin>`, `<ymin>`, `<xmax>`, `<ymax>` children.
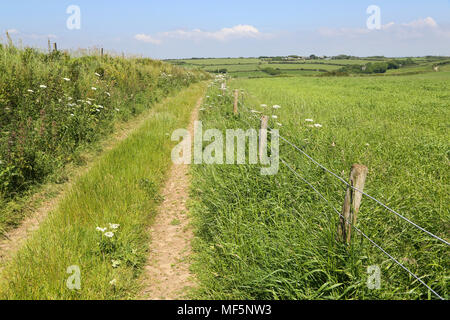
<box><xmin>259</xmin><ymin>115</ymin><xmax>269</xmax><ymax>163</ymax></box>
<box><xmin>233</xmin><ymin>89</ymin><xmax>239</xmax><ymax>115</ymax></box>
<box><xmin>48</xmin><ymin>39</ymin><xmax>51</xmax><ymax>53</ymax></box>
<box><xmin>53</xmin><ymin>42</ymin><xmax>58</xmax><ymax>52</ymax></box>
<box><xmin>338</xmin><ymin>164</ymin><xmax>369</xmax><ymax>244</ymax></box>
<box><xmin>101</xmin><ymin>48</ymin><xmax>104</xmax><ymax>57</ymax></box>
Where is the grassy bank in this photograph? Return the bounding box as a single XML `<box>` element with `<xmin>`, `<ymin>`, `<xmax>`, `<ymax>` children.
<box><xmin>0</xmin><ymin>82</ymin><xmax>207</xmax><ymax>299</ymax></box>
<box><xmin>0</xmin><ymin>44</ymin><xmax>208</xmax><ymax>235</ymax></box>
<box><xmin>190</xmin><ymin>76</ymin><xmax>448</xmax><ymax>300</ymax></box>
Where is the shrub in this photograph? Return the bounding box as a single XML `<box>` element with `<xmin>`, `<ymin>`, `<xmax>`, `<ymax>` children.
<box><xmin>0</xmin><ymin>44</ymin><xmax>209</xmax><ymax>201</ymax></box>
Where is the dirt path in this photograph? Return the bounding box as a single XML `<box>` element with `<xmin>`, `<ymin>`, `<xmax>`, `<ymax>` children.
<box><xmin>140</xmin><ymin>98</ymin><xmax>202</xmax><ymax>300</ymax></box>
<box><xmin>0</xmin><ymin>107</ymin><xmax>161</xmax><ymax>268</ymax></box>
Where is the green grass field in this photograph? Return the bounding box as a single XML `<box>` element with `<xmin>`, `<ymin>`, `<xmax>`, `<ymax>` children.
<box><xmin>190</xmin><ymin>73</ymin><xmax>449</xmax><ymax>300</ymax></box>
<box><xmin>167</xmin><ymin>57</ymin><xmax>450</xmax><ymax>79</ymax></box>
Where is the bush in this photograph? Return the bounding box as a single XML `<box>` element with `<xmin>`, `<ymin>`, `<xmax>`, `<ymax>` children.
<box><xmin>0</xmin><ymin>44</ymin><xmax>209</xmax><ymax>200</ymax></box>
<box><xmin>261</xmin><ymin>67</ymin><xmax>282</xmax><ymax>76</ymax></box>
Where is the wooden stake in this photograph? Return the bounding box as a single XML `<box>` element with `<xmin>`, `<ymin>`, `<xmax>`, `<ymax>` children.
<box><xmin>101</xmin><ymin>48</ymin><xmax>104</xmax><ymax>57</ymax></box>
<box><xmin>48</xmin><ymin>39</ymin><xmax>51</xmax><ymax>53</ymax></box>
<box><xmin>233</xmin><ymin>89</ymin><xmax>239</xmax><ymax>115</ymax></box>
<box><xmin>338</xmin><ymin>164</ymin><xmax>368</xmax><ymax>244</ymax></box>
<box><xmin>259</xmin><ymin>115</ymin><xmax>269</xmax><ymax>163</ymax></box>
<box><xmin>53</xmin><ymin>42</ymin><xmax>58</xmax><ymax>52</ymax></box>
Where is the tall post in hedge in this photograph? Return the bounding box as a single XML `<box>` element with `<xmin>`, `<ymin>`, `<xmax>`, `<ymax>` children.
<box><xmin>338</xmin><ymin>164</ymin><xmax>369</xmax><ymax>244</ymax></box>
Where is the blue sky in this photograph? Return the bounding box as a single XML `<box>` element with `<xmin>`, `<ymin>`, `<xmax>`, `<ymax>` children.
<box><xmin>1</xmin><ymin>0</ymin><xmax>450</xmax><ymax>58</ymax></box>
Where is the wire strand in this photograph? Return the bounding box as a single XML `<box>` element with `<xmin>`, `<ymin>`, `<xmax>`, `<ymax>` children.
<box><xmin>242</xmin><ymin>103</ymin><xmax>450</xmax><ymax>246</ymax></box>
<box><xmin>279</xmin><ymin>157</ymin><xmax>445</xmax><ymax>300</ymax></box>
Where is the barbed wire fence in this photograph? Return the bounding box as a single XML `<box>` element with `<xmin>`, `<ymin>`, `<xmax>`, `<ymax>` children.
<box><xmin>215</xmin><ymin>85</ymin><xmax>448</xmax><ymax>300</ymax></box>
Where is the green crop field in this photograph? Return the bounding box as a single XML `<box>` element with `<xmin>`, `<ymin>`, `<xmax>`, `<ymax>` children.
<box><xmin>190</xmin><ymin>73</ymin><xmax>449</xmax><ymax>300</ymax></box>
<box><xmin>166</xmin><ymin>56</ymin><xmax>449</xmax><ymax>79</ymax></box>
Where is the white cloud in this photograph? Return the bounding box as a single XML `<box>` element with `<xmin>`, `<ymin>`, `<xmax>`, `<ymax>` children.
<box><xmin>4</xmin><ymin>29</ymin><xmax>57</xmax><ymax>40</ymax></box>
<box><xmin>134</xmin><ymin>33</ymin><xmax>161</xmax><ymax>45</ymax></box>
<box><xmin>134</xmin><ymin>25</ymin><xmax>266</xmax><ymax>44</ymax></box>
<box><xmin>6</xmin><ymin>29</ymin><xmax>19</xmax><ymax>34</ymax></box>
<box><xmin>318</xmin><ymin>17</ymin><xmax>449</xmax><ymax>39</ymax></box>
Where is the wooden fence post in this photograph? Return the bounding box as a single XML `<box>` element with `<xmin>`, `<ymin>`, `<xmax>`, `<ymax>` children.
<box><xmin>48</xmin><ymin>39</ymin><xmax>51</xmax><ymax>53</ymax></box>
<box><xmin>259</xmin><ymin>115</ymin><xmax>269</xmax><ymax>163</ymax></box>
<box><xmin>101</xmin><ymin>48</ymin><xmax>104</xmax><ymax>57</ymax></box>
<box><xmin>338</xmin><ymin>164</ymin><xmax>369</xmax><ymax>244</ymax></box>
<box><xmin>53</xmin><ymin>42</ymin><xmax>58</xmax><ymax>52</ymax></box>
<box><xmin>233</xmin><ymin>89</ymin><xmax>239</xmax><ymax>115</ymax></box>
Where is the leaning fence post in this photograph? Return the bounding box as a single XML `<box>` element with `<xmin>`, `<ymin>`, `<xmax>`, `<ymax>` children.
<box><xmin>338</xmin><ymin>164</ymin><xmax>369</xmax><ymax>244</ymax></box>
<box><xmin>233</xmin><ymin>89</ymin><xmax>239</xmax><ymax>115</ymax></box>
<box><xmin>259</xmin><ymin>115</ymin><xmax>269</xmax><ymax>163</ymax></box>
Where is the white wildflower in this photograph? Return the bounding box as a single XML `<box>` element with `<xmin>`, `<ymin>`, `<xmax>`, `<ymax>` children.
<box><xmin>109</xmin><ymin>223</ymin><xmax>120</xmax><ymax>230</ymax></box>
<box><xmin>273</xmin><ymin>105</ymin><xmax>281</xmax><ymax>109</ymax></box>
<box><xmin>314</xmin><ymin>124</ymin><xmax>323</xmax><ymax>128</ymax></box>
<box><xmin>260</xmin><ymin>104</ymin><xmax>267</xmax><ymax>108</ymax></box>
<box><xmin>115</xmin><ymin>108</ymin><xmax>120</xmax><ymax>112</ymax></box>
<box><xmin>109</xmin><ymin>279</ymin><xmax>117</xmax><ymax>286</ymax></box>
<box><xmin>111</xmin><ymin>260</ymin><xmax>121</xmax><ymax>268</ymax></box>
<box><xmin>272</xmin><ymin>115</ymin><xmax>278</xmax><ymax>119</ymax></box>
<box><xmin>63</xmin><ymin>78</ymin><xmax>71</xmax><ymax>81</ymax></box>
<box><xmin>70</xmin><ymin>114</ymin><xmax>75</xmax><ymax>117</ymax></box>
<box><xmin>91</xmin><ymin>87</ymin><xmax>97</xmax><ymax>91</ymax></box>
<box><xmin>105</xmin><ymin>92</ymin><xmax>111</xmax><ymax>97</ymax></box>
<box><xmin>305</xmin><ymin>119</ymin><xmax>314</xmax><ymax>122</ymax></box>
<box><xmin>277</xmin><ymin>122</ymin><xmax>283</xmax><ymax>126</ymax></box>
<box><xmin>95</xmin><ymin>73</ymin><xmax>101</xmax><ymax>77</ymax></box>
<box><xmin>39</xmin><ymin>85</ymin><xmax>47</xmax><ymax>89</ymax></box>
<box><xmin>96</xmin><ymin>227</ymin><xmax>107</xmax><ymax>233</ymax></box>
<box><xmin>27</xmin><ymin>89</ymin><xmax>34</xmax><ymax>93</ymax></box>
<box><xmin>104</xmin><ymin>232</ymin><xmax>114</xmax><ymax>238</ymax></box>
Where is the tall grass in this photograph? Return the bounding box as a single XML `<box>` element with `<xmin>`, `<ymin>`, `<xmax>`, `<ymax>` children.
<box><xmin>0</xmin><ymin>44</ymin><xmax>208</xmax><ymax>235</ymax></box>
<box><xmin>190</xmin><ymin>75</ymin><xmax>449</xmax><ymax>300</ymax></box>
<box><xmin>0</xmin><ymin>82</ymin><xmax>207</xmax><ymax>299</ymax></box>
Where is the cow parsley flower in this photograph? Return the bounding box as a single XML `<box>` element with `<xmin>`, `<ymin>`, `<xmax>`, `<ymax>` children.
<box><xmin>109</xmin><ymin>223</ymin><xmax>120</xmax><ymax>230</ymax></box>
<box><xmin>314</xmin><ymin>124</ymin><xmax>323</xmax><ymax>128</ymax></box>
<box><xmin>96</xmin><ymin>227</ymin><xmax>107</xmax><ymax>233</ymax></box>
<box><xmin>273</xmin><ymin>105</ymin><xmax>281</xmax><ymax>109</ymax></box>
<box><xmin>305</xmin><ymin>119</ymin><xmax>314</xmax><ymax>122</ymax></box>
<box><xmin>104</xmin><ymin>232</ymin><xmax>114</xmax><ymax>238</ymax></box>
